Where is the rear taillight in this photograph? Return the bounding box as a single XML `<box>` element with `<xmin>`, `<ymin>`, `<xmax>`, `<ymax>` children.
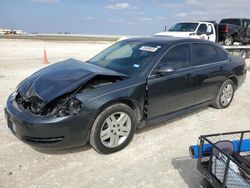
<box><xmin>225</xmin><ymin>25</ymin><xmax>229</xmax><ymax>33</ymax></box>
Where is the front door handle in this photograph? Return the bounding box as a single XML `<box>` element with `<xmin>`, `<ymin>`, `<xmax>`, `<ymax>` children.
<box><xmin>185</xmin><ymin>73</ymin><xmax>192</xmax><ymax>79</ymax></box>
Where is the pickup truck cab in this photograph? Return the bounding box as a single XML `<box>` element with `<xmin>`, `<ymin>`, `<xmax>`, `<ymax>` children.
<box><xmin>219</xmin><ymin>18</ymin><xmax>250</xmax><ymax>45</ymax></box>
<box><xmin>155</xmin><ymin>21</ymin><xmax>216</xmax><ymax>42</ymax></box>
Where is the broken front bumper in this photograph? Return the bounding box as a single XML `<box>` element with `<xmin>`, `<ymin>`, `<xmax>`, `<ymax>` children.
<box><xmin>5</xmin><ymin>96</ymin><xmax>94</xmax><ymax>149</ymax></box>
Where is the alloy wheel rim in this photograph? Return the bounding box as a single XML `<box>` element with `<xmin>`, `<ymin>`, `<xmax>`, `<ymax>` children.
<box><xmin>225</xmin><ymin>38</ymin><xmax>232</xmax><ymax>45</ymax></box>
<box><xmin>242</xmin><ymin>51</ymin><xmax>247</xmax><ymax>59</ymax></box>
<box><xmin>220</xmin><ymin>84</ymin><xmax>233</xmax><ymax>106</ymax></box>
<box><xmin>100</xmin><ymin>112</ymin><xmax>131</xmax><ymax>148</ymax></box>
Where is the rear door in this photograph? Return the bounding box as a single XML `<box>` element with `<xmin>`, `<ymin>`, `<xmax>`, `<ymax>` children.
<box><xmin>191</xmin><ymin>43</ymin><xmax>228</xmax><ymax>104</ymax></box>
<box><xmin>147</xmin><ymin>43</ymin><xmax>196</xmax><ymax>119</ymax></box>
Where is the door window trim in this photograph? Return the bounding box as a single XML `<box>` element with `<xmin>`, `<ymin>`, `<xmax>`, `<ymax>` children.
<box><xmin>191</xmin><ymin>42</ymin><xmax>229</xmax><ymax>66</ymax></box>
<box><xmin>148</xmin><ymin>42</ymin><xmax>229</xmax><ymax>78</ymax></box>
<box><xmin>148</xmin><ymin>42</ymin><xmax>193</xmax><ymax>77</ymax></box>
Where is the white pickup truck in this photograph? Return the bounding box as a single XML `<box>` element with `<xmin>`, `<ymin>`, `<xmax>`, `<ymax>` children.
<box><xmin>155</xmin><ymin>21</ymin><xmax>250</xmax><ymax>59</ymax></box>
<box><xmin>155</xmin><ymin>21</ymin><xmax>217</xmax><ymax>42</ymax></box>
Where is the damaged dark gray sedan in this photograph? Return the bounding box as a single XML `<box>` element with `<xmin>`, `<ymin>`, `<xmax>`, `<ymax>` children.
<box><xmin>5</xmin><ymin>37</ymin><xmax>247</xmax><ymax>154</ymax></box>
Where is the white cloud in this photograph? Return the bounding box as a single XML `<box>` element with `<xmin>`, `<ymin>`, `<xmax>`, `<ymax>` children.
<box><xmin>29</xmin><ymin>0</ymin><xmax>59</xmax><ymax>3</ymax></box>
<box><xmin>156</xmin><ymin>16</ymin><xmax>166</xmax><ymax>20</ymax></box>
<box><xmin>81</xmin><ymin>16</ymin><xmax>94</xmax><ymax>20</ymax></box>
<box><xmin>108</xmin><ymin>19</ymin><xmax>125</xmax><ymax>23</ymax></box>
<box><xmin>156</xmin><ymin>0</ymin><xmax>250</xmax><ymax>22</ymax></box>
<box><xmin>127</xmin><ymin>21</ymin><xmax>135</xmax><ymax>25</ymax></box>
<box><xmin>105</xmin><ymin>3</ymin><xmax>130</xmax><ymax>10</ymax></box>
<box><xmin>137</xmin><ymin>17</ymin><xmax>152</xmax><ymax>21</ymax></box>
<box><xmin>175</xmin><ymin>12</ymin><xmax>188</xmax><ymax>18</ymax></box>
<box><xmin>138</xmin><ymin>11</ymin><xmax>145</xmax><ymax>15</ymax></box>
<box><xmin>155</xmin><ymin>2</ymin><xmax>183</xmax><ymax>9</ymax></box>
<box><xmin>175</xmin><ymin>11</ymin><xmax>206</xmax><ymax>18</ymax></box>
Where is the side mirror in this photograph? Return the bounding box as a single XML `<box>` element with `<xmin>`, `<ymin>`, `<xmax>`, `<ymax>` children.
<box><xmin>164</xmin><ymin>25</ymin><xmax>167</xmax><ymax>31</ymax></box>
<box><xmin>155</xmin><ymin>65</ymin><xmax>175</xmax><ymax>75</ymax></box>
<box><xmin>196</xmin><ymin>31</ymin><xmax>205</xmax><ymax>35</ymax></box>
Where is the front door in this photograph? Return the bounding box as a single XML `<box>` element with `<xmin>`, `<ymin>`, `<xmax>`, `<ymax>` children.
<box><xmin>147</xmin><ymin>44</ymin><xmax>196</xmax><ymax>119</ymax></box>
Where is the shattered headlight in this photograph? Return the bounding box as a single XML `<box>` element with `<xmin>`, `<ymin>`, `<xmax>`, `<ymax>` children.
<box><xmin>11</xmin><ymin>91</ymin><xmax>18</xmax><ymax>98</ymax></box>
<box><xmin>56</xmin><ymin>98</ymin><xmax>82</xmax><ymax>117</ymax></box>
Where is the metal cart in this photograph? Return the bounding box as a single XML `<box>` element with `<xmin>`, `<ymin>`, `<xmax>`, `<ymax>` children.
<box><xmin>196</xmin><ymin>131</ymin><xmax>250</xmax><ymax>188</ymax></box>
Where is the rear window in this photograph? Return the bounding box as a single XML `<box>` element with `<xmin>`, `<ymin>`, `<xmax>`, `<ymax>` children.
<box><xmin>193</xmin><ymin>43</ymin><xmax>218</xmax><ymax>65</ymax></box>
<box><xmin>217</xmin><ymin>48</ymin><xmax>229</xmax><ymax>61</ymax></box>
<box><xmin>220</xmin><ymin>19</ymin><xmax>241</xmax><ymax>26</ymax></box>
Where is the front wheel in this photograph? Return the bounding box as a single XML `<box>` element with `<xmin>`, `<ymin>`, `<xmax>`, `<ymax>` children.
<box><xmin>89</xmin><ymin>103</ymin><xmax>136</xmax><ymax>154</ymax></box>
<box><xmin>211</xmin><ymin>79</ymin><xmax>235</xmax><ymax>109</ymax></box>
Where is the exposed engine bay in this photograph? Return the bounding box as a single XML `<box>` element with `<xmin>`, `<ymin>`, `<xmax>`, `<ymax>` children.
<box><xmin>15</xmin><ymin>75</ymin><xmax>123</xmax><ymax>116</ymax></box>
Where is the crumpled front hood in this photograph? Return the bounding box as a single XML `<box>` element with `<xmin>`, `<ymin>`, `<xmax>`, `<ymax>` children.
<box><xmin>17</xmin><ymin>58</ymin><xmax>126</xmax><ymax>107</ymax></box>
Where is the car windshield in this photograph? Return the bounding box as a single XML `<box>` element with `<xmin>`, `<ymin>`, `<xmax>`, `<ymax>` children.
<box><xmin>88</xmin><ymin>40</ymin><xmax>164</xmax><ymax>76</ymax></box>
<box><xmin>169</xmin><ymin>23</ymin><xmax>199</xmax><ymax>32</ymax></box>
<box><xmin>220</xmin><ymin>19</ymin><xmax>241</xmax><ymax>26</ymax></box>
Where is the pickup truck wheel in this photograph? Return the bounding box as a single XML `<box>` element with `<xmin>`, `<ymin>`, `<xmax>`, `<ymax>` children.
<box><xmin>211</xmin><ymin>79</ymin><xmax>235</xmax><ymax>109</ymax></box>
<box><xmin>241</xmin><ymin>50</ymin><xmax>247</xmax><ymax>59</ymax></box>
<box><xmin>224</xmin><ymin>36</ymin><xmax>234</xmax><ymax>46</ymax></box>
<box><xmin>89</xmin><ymin>103</ymin><xmax>136</xmax><ymax>154</ymax></box>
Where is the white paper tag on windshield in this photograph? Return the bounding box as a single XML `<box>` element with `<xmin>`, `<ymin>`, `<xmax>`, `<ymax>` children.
<box><xmin>139</xmin><ymin>46</ymin><xmax>158</xmax><ymax>52</ymax></box>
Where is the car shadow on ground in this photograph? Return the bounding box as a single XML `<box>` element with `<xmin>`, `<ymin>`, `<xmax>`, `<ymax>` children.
<box><xmin>172</xmin><ymin>156</ymin><xmax>202</xmax><ymax>188</ymax></box>
<box><xmin>33</xmin><ymin>144</ymin><xmax>92</xmax><ymax>155</ymax></box>
<box><xmin>136</xmin><ymin>105</ymin><xmax>209</xmax><ymax>135</ymax></box>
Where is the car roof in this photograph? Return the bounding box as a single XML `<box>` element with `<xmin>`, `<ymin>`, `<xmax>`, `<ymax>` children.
<box><xmin>125</xmin><ymin>36</ymin><xmax>213</xmax><ymax>45</ymax></box>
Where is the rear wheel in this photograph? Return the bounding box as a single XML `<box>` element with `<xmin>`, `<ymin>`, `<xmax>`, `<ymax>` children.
<box><xmin>224</xmin><ymin>36</ymin><xmax>234</xmax><ymax>46</ymax></box>
<box><xmin>211</xmin><ymin>79</ymin><xmax>235</xmax><ymax>109</ymax></box>
<box><xmin>89</xmin><ymin>103</ymin><xmax>136</xmax><ymax>154</ymax></box>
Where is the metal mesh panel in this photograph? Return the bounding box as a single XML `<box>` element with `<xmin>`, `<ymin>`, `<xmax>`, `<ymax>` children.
<box><xmin>199</xmin><ymin>131</ymin><xmax>250</xmax><ymax>187</ymax></box>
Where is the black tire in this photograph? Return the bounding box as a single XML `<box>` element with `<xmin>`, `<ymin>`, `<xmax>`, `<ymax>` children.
<box><xmin>200</xmin><ymin>178</ymin><xmax>213</xmax><ymax>188</ymax></box>
<box><xmin>89</xmin><ymin>103</ymin><xmax>136</xmax><ymax>154</ymax></box>
<box><xmin>241</xmin><ymin>50</ymin><xmax>247</xmax><ymax>59</ymax></box>
<box><xmin>211</xmin><ymin>79</ymin><xmax>235</xmax><ymax>109</ymax></box>
<box><xmin>224</xmin><ymin>36</ymin><xmax>234</xmax><ymax>46</ymax></box>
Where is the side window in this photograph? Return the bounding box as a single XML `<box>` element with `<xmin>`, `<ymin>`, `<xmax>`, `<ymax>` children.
<box><xmin>207</xmin><ymin>24</ymin><xmax>213</xmax><ymax>34</ymax></box>
<box><xmin>193</xmin><ymin>43</ymin><xmax>218</xmax><ymax>65</ymax></box>
<box><xmin>217</xmin><ymin>48</ymin><xmax>229</xmax><ymax>61</ymax></box>
<box><xmin>158</xmin><ymin>44</ymin><xmax>191</xmax><ymax>70</ymax></box>
<box><xmin>197</xmin><ymin>24</ymin><xmax>207</xmax><ymax>34</ymax></box>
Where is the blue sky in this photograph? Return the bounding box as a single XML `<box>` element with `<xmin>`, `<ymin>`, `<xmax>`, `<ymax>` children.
<box><xmin>0</xmin><ymin>0</ymin><xmax>249</xmax><ymax>35</ymax></box>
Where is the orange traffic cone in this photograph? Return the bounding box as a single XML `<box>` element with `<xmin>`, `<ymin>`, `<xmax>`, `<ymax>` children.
<box><xmin>43</xmin><ymin>49</ymin><xmax>48</xmax><ymax>64</ymax></box>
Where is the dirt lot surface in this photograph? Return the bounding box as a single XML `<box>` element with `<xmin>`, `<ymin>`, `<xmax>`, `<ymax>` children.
<box><xmin>0</xmin><ymin>39</ymin><xmax>249</xmax><ymax>188</ymax></box>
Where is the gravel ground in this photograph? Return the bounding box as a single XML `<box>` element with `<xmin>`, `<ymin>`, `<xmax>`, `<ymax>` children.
<box><xmin>0</xmin><ymin>39</ymin><xmax>249</xmax><ymax>188</ymax></box>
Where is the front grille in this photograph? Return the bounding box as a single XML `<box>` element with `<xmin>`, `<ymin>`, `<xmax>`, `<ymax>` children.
<box><xmin>24</xmin><ymin>136</ymin><xmax>64</xmax><ymax>144</ymax></box>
